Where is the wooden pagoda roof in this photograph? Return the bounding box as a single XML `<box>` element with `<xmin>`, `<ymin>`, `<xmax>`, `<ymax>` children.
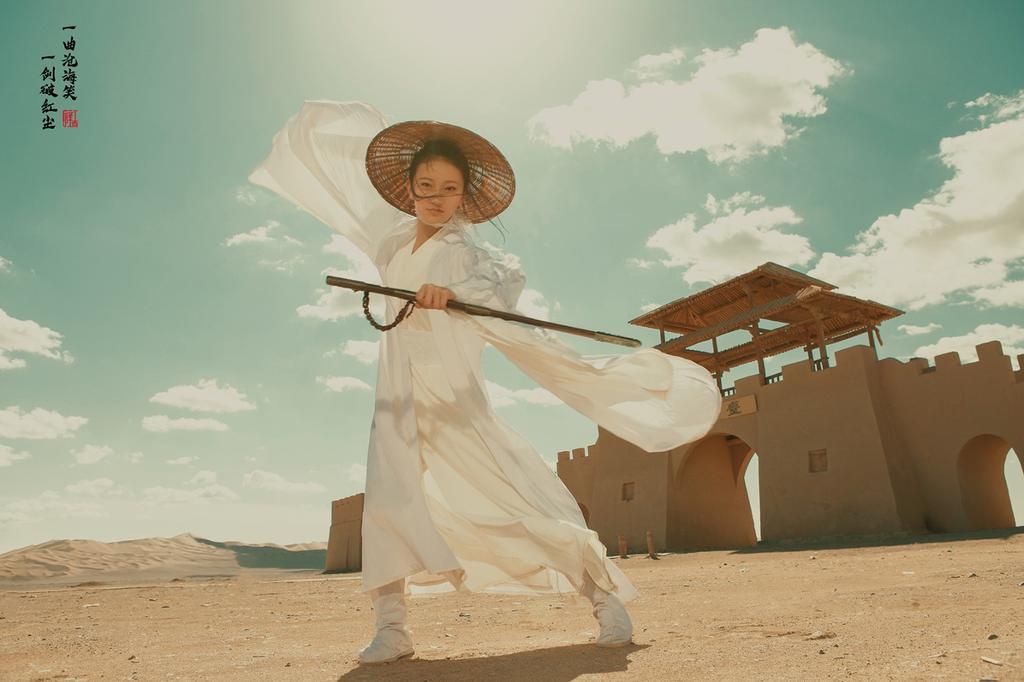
<box><xmin>630</xmin><ymin>262</ymin><xmax>837</xmax><ymax>334</ymax></box>
<box><xmin>629</xmin><ymin>262</ymin><xmax>904</xmax><ymax>374</ymax></box>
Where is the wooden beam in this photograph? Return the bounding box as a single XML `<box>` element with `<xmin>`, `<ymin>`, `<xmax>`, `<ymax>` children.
<box><xmin>662</xmin><ymin>309</ymin><xmax>894</xmax><ymax>374</ymax></box>
<box><xmin>749</xmin><ymin>322</ymin><xmax>766</xmax><ymax>384</ymax></box>
<box><xmin>743</xmin><ymin>284</ymin><xmax>767</xmax><ymax>385</ymax></box>
<box><xmin>810</xmin><ymin>308</ymin><xmax>829</xmax><ymax>368</ymax></box>
<box><xmin>828</xmin><ymin>325</ymin><xmax>876</xmax><ymax>345</ymax></box>
<box><xmin>689</xmin><ymin>305</ymin><xmax>708</xmax><ymax>327</ymax></box>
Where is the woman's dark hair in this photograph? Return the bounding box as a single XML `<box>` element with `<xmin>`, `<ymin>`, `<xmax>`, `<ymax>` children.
<box><xmin>408</xmin><ymin>137</ymin><xmax>508</xmax><ymax>243</ymax></box>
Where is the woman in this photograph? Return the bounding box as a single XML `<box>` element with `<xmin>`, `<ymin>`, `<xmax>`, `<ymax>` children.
<box><xmin>248</xmin><ymin>100</ymin><xmax>723</xmax><ymax>664</ymax></box>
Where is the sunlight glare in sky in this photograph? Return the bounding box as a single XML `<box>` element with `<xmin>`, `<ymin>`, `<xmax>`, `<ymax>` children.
<box><xmin>312</xmin><ymin>0</ymin><xmax>602</xmax><ymax>104</ymax></box>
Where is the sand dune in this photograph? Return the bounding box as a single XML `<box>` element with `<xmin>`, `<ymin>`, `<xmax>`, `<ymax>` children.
<box><xmin>0</xmin><ymin>533</ymin><xmax>327</xmax><ymax>586</ymax></box>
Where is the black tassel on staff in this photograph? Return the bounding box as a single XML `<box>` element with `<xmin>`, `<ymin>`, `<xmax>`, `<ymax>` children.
<box><xmin>326</xmin><ymin>275</ymin><xmax>642</xmax><ymax>348</ymax></box>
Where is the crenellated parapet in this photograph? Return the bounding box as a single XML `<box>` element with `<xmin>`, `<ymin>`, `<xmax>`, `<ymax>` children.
<box><xmin>556</xmin><ymin>445</ymin><xmax>595</xmax><ymax>466</ymax></box>
<box><xmin>888</xmin><ymin>339</ymin><xmax>1023</xmax><ymax>383</ymax></box>
<box><xmin>724</xmin><ymin>339</ymin><xmax>1022</xmax><ymax>399</ymax></box>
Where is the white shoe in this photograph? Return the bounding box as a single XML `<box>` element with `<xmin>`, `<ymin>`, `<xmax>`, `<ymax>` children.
<box><xmin>358</xmin><ymin>626</ymin><xmax>414</xmax><ymax>664</ymax></box>
<box><xmin>358</xmin><ymin>581</ymin><xmax>415</xmax><ymax>664</ymax></box>
<box><xmin>582</xmin><ymin>572</ymin><xmax>633</xmax><ymax>647</ymax></box>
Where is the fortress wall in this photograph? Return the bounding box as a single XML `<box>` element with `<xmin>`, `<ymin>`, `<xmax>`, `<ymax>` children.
<box><xmin>667</xmin><ymin>434</ymin><xmax>758</xmax><ymax>549</ymax></box>
<box><xmin>698</xmin><ymin>412</ymin><xmax>760</xmax><ymax>456</ymax></box>
<box><xmin>874</xmin><ymin>340</ymin><xmax>1024</xmax><ymax>532</ymax></box>
<box><xmin>556</xmin><ymin>445</ymin><xmax>596</xmax><ymax>521</ymax></box>
<box><xmin>326</xmin><ymin>493</ymin><xmax>364</xmax><ymax>573</ymax></box>
<box><xmin>559</xmin><ymin>432</ymin><xmax>671</xmax><ymax>554</ymax></box>
<box><xmin>730</xmin><ymin>345</ymin><xmax>905</xmax><ymax>541</ymax></box>
<box><xmin>592</xmin><ymin>430</ymin><xmax>671</xmax><ymax>553</ymax></box>
<box><xmin>855</xmin><ymin>346</ymin><xmax>929</xmax><ymax>533</ymax></box>
<box><xmin>551</xmin><ymin>337</ymin><xmax>1024</xmax><ymax>549</ymax></box>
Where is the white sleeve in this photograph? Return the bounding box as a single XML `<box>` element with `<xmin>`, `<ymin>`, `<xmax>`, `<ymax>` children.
<box><xmin>247</xmin><ymin>100</ymin><xmax>405</xmax><ymax>264</ymax></box>
<box><xmin>445</xmin><ymin>240</ymin><xmax>527</xmax><ymax>313</ymax></box>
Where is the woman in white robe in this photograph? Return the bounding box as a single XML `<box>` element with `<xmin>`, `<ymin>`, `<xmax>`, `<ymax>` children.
<box><xmin>248</xmin><ymin>100</ymin><xmax>723</xmax><ymax>662</ymax></box>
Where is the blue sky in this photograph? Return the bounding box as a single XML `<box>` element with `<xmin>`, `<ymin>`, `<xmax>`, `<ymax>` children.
<box><xmin>1</xmin><ymin>0</ymin><xmax>1022</xmax><ymax>553</ymax></box>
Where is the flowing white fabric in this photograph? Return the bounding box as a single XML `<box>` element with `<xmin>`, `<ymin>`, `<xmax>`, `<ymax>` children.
<box><xmin>247</xmin><ymin>100</ymin><xmax>722</xmax><ymax>604</ymax></box>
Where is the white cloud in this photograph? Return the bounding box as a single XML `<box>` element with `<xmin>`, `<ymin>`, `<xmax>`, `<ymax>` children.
<box><xmin>705</xmin><ymin>191</ymin><xmax>766</xmax><ymax>215</ymax></box>
<box><xmin>235</xmin><ymin>187</ymin><xmax>258</xmax><ymax>205</ymax></box>
<box><xmin>126</xmin><ymin>451</ymin><xmax>144</xmax><ymax>464</ymax></box>
<box><xmin>913</xmin><ymin>323</ymin><xmax>1024</xmax><ymax>369</ymax></box>
<box><xmin>971</xmin><ymin>280</ymin><xmax>1024</xmax><ymax>307</ymax></box>
<box><xmin>71</xmin><ymin>444</ymin><xmax>114</xmax><ymax>465</ymax></box>
<box><xmin>626</xmin><ymin>258</ymin><xmax>655</xmax><ymax>270</ymax></box>
<box><xmin>0</xmin><ymin>308</ymin><xmax>74</xmax><ymax>370</ymax></box>
<box><xmin>628</xmin><ymin>46</ymin><xmax>687</xmax><ymax>80</ymax></box>
<box><xmin>322</xmin><ymin>235</ymin><xmax>379</xmax><ymax>281</ymax></box>
<box><xmin>0</xmin><ymin>406</ymin><xmax>88</xmax><ymax>439</ymax></box>
<box><xmin>0</xmin><ymin>255</ymin><xmax>12</xmax><ymax>272</ymax></box>
<box><xmin>189</xmin><ymin>470</ymin><xmax>218</xmax><ymax>485</ymax></box>
<box><xmin>167</xmin><ymin>456</ymin><xmax>199</xmax><ymax>466</ymax></box>
<box><xmin>1</xmin><ymin>490</ymin><xmax>105</xmax><ymax>524</ymax></box>
<box><xmin>299</xmin><ymin>239</ymin><xmax>384</xmax><ymax>321</ymax></box>
<box><xmin>149</xmin><ymin>378</ymin><xmax>257</xmax><ymax>414</ymax></box>
<box><xmin>639</xmin><ymin>302</ymin><xmax>660</xmax><ymax>313</ymax></box>
<box><xmin>242</xmin><ymin>469</ymin><xmax>327</xmax><ymax>494</ymax></box>
<box><xmin>223</xmin><ymin>220</ymin><xmax>281</xmax><ymax>246</ymax></box>
<box><xmin>337</xmin><ymin>339</ymin><xmax>379</xmax><ymax>365</ymax></box>
<box><xmin>142</xmin><ymin>415</ymin><xmax>230</xmax><ymax>432</ymax></box>
<box><xmin>0</xmin><ymin>510</ymin><xmax>29</xmax><ymax>525</ymax></box>
<box><xmin>527</xmin><ymin>27</ymin><xmax>849</xmax><ymax>164</ymax></box>
<box><xmin>811</xmin><ymin>90</ymin><xmax>1024</xmax><ymax>311</ymax></box>
<box><xmin>316</xmin><ymin>375</ymin><xmax>372</xmax><ymax>393</ymax></box>
<box><xmin>298</xmin><ymin>285</ymin><xmax>386</xmax><ymax>321</ymax></box>
<box><xmin>964</xmin><ymin>90</ymin><xmax>1024</xmax><ymax>124</ymax></box>
<box><xmin>898</xmin><ymin>323</ymin><xmax>943</xmax><ymax>336</ymax></box>
<box><xmin>142</xmin><ymin>484</ymin><xmax>238</xmax><ymax>504</ymax></box>
<box><xmin>0</xmin><ymin>444</ymin><xmax>31</xmax><ymax>467</ymax></box>
<box><xmin>485</xmin><ymin>379</ymin><xmax>562</xmax><ymax>408</ymax></box>
<box><xmin>224</xmin><ymin>217</ymin><xmax>304</xmax><ymax>273</ymax></box>
<box><xmin>516</xmin><ymin>288</ymin><xmax>559</xmax><ymax>321</ymax></box>
<box><xmin>298</xmin><ymin>264</ymin><xmax>387</xmax><ymax>321</ymax></box>
<box><xmin>64</xmin><ymin>478</ymin><xmax>124</xmax><ymax>496</ymax></box>
<box><xmin>257</xmin><ymin>255</ymin><xmax>305</xmax><ymax>273</ymax></box>
<box><xmin>646</xmin><ymin>198</ymin><xmax>813</xmax><ymax>285</ymax></box>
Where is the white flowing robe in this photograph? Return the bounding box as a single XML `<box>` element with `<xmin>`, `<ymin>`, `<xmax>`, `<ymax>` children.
<box><xmin>248</xmin><ymin>100</ymin><xmax>723</xmax><ymax>603</ymax></box>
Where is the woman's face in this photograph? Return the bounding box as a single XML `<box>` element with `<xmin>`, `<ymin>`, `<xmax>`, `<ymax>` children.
<box><xmin>407</xmin><ymin>157</ymin><xmax>465</xmax><ymax>227</ymax></box>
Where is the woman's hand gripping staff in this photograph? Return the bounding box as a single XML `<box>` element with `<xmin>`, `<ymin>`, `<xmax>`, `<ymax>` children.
<box><xmin>415</xmin><ymin>283</ymin><xmax>456</xmax><ymax>310</ymax></box>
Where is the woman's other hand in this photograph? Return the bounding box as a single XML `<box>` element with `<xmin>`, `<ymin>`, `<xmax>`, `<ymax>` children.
<box><xmin>415</xmin><ymin>283</ymin><xmax>456</xmax><ymax>309</ymax></box>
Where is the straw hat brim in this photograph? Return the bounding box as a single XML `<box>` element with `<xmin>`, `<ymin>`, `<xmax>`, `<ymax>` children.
<box><xmin>365</xmin><ymin>120</ymin><xmax>515</xmax><ymax>224</ymax></box>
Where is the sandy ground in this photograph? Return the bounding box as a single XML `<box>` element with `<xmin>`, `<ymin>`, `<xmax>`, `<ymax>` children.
<box><xmin>2</xmin><ymin>530</ymin><xmax>1022</xmax><ymax>681</ymax></box>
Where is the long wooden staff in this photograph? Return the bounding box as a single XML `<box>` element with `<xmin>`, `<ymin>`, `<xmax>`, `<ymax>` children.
<box><xmin>325</xmin><ymin>275</ymin><xmax>642</xmax><ymax>348</ymax></box>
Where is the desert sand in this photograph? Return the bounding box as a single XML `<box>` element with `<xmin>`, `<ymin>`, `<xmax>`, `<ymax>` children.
<box><xmin>1</xmin><ymin>529</ymin><xmax>1022</xmax><ymax>681</ymax></box>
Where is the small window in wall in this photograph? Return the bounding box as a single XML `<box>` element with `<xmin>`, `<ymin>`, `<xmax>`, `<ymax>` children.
<box><xmin>809</xmin><ymin>449</ymin><xmax>828</xmax><ymax>473</ymax></box>
<box><xmin>621</xmin><ymin>481</ymin><xmax>635</xmax><ymax>501</ymax></box>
